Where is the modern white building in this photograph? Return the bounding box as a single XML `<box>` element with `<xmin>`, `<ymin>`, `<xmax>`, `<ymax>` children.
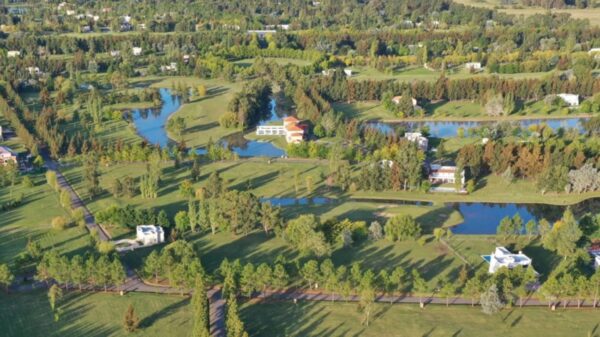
<box><xmin>465</xmin><ymin>62</ymin><xmax>482</xmax><ymax>71</ymax></box>
<box><xmin>27</xmin><ymin>67</ymin><xmax>42</xmax><ymax>76</ymax></box>
<box><xmin>136</xmin><ymin>225</ymin><xmax>165</xmax><ymax>246</ymax></box>
<box><xmin>7</xmin><ymin>50</ymin><xmax>20</xmax><ymax>58</ymax></box>
<box><xmin>110</xmin><ymin>50</ymin><xmax>120</xmax><ymax>57</ymax></box>
<box><xmin>589</xmin><ymin>243</ymin><xmax>600</xmax><ymax>270</ymax></box>
<box><xmin>256</xmin><ymin>116</ymin><xmax>305</xmax><ymax>143</ymax></box>
<box><xmin>132</xmin><ymin>47</ymin><xmax>142</xmax><ymax>56</ymax></box>
<box><xmin>428</xmin><ymin>164</ymin><xmax>465</xmax><ymax>186</ymax></box>
<box><xmin>404</xmin><ymin>132</ymin><xmax>428</xmax><ymax>151</ymax></box>
<box><xmin>484</xmin><ymin>247</ymin><xmax>533</xmax><ymax>274</ymax></box>
<box><xmin>160</xmin><ymin>62</ymin><xmax>178</xmax><ymax>72</ymax></box>
<box><xmin>343</xmin><ymin>69</ymin><xmax>353</xmax><ymax>77</ymax></box>
<box><xmin>557</xmin><ymin>93</ymin><xmax>579</xmax><ymax>107</ymax></box>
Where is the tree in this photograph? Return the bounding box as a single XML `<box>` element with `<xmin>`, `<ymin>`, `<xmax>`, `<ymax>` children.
<box><xmin>272</xmin><ymin>264</ymin><xmax>289</xmax><ymax>289</ymax></box>
<box><xmin>368</xmin><ymin>221</ymin><xmax>383</xmax><ymax>241</ymax></box>
<box><xmin>543</xmin><ymin>209</ymin><xmax>582</xmax><ymax>258</ymax></box>
<box><xmin>192</xmin><ymin>277</ymin><xmax>210</xmax><ymax>337</ymax></box>
<box><xmin>123</xmin><ymin>304</ymin><xmax>140</xmax><ymax>333</ymax></box>
<box><xmin>84</xmin><ymin>154</ymin><xmax>102</xmax><ymax>198</ymax></box>
<box><xmin>260</xmin><ymin>202</ymin><xmax>281</xmax><ymax>236</ymax></box>
<box><xmin>48</xmin><ymin>284</ymin><xmax>63</xmax><ymax>321</ymax></box>
<box><xmin>284</xmin><ymin>215</ymin><xmax>330</xmax><ymax>257</ymax></box>
<box><xmin>390</xmin><ymin>266</ymin><xmax>407</xmax><ymax>299</ymax></box>
<box><xmin>197</xmin><ymin>85</ymin><xmax>207</xmax><ymax>97</ymax></box>
<box><xmin>438</xmin><ymin>277</ymin><xmax>456</xmax><ymax>307</ymax></box>
<box><xmin>300</xmin><ymin>260</ymin><xmax>320</xmax><ymax>289</ymax></box>
<box><xmin>541</xmin><ymin>276</ymin><xmax>561</xmax><ymax>309</ymax></box>
<box><xmin>0</xmin><ymin>264</ymin><xmax>14</xmax><ymax>292</ymax></box>
<box><xmin>412</xmin><ymin>269</ymin><xmax>428</xmax><ymax>307</ymax></box>
<box><xmin>240</xmin><ymin>263</ymin><xmax>257</xmax><ymax>297</ymax></box>
<box><xmin>385</xmin><ymin>215</ymin><xmax>421</xmax><ymax>241</ymax></box>
<box><xmin>590</xmin><ymin>269</ymin><xmax>600</xmax><ymax>308</ymax></box>
<box><xmin>480</xmin><ymin>284</ymin><xmax>504</xmax><ymax>315</ymax></box>
<box><xmin>359</xmin><ymin>277</ymin><xmax>375</xmax><ymax>326</ymax></box>
<box><xmin>463</xmin><ymin>275</ymin><xmax>483</xmax><ymax>306</ymax></box>
<box><xmin>174</xmin><ymin>211</ymin><xmax>190</xmax><ymax>232</ymax></box>
<box><xmin>225</xmin><ymin>295</ymin><xmax>249</xmax><ymax>337</ymax></box>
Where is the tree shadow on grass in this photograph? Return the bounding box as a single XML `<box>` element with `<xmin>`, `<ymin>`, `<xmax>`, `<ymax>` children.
<box><xmin>139</xmin><ymin>296</ymin><xmax>190</xmax><ymax>329</ymax></box>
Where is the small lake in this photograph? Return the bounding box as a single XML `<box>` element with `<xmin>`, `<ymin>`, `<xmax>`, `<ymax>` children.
<box><xmin>448</xmin><ymin>198</ymin><xmax>600</xmax><ymax>235</ymax></box>
<box><xmin>131</xmin><ymin>88</ymin><xmax>286</xmax><ymax>157</ymax></box>
<box><xmin>260</xmin><ymin>197</ymin><xmax>333</xmax><ymax>206</ymax></box>
<box><xmin>371</xmin><ymin>118</ymin><xmax>587</xmax><ymax>138</ymax></box>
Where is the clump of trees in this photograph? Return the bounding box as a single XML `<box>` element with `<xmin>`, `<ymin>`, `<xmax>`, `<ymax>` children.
<box><xmin>222</xmin><ymin>79</ymin><xmax>272</xmax><ymax>129</ymax></box>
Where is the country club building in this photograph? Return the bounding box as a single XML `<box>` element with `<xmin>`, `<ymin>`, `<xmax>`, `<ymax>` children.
<box><xmin>557</xmin><ymin>93</ymin><xmax>580</xmax><ymax>107</ymax></box>
<box><xmin>0</xmin><ymin>146</ymin><xmax>18</xmax><ymax>166</ymax></box>
<box><xmin>484</xmin><ymin>247</ymin><xmax>533</xmax><ymax>274</ymax></box>
<box><xmin>256</xmin><ymin>116</ymin><xmax>305</xmax><ymax>143</ymax></box>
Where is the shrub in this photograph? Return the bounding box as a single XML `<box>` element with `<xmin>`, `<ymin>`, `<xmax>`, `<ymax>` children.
<box><xmin>51</xmin><ymin>216</ymin><xmax>68</xmax><ymax>230</ymax></box>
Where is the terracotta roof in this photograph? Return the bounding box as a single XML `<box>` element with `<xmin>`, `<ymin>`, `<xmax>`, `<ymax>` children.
<box><xmin>285</xmin><ymin>124</ymin><xmax>303</xmax><ymax>132</ymax></box>
<box><xmin>283</xmin><ymin>116</ymin><xmax>300</xmax><ymax>123</ymax></box>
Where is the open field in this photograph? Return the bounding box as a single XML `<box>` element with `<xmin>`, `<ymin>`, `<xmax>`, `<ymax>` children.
<box><xmin>0</xmin><ymin>291</ymin><xmax>191</xmax><ymax>337</ymax></box>
<box><xmin>352</xmin><ymin>174</ymin><xmax>600</xmax><ymax>206</ymax></box>
<box><xmin>233</xmin><ymin>57</ymin><xmax>312</xmax><ymax>67</ymax></box>
<box><xmin>454</xmin><ymin>0</ymin><xmax>600</xmax><ymax>26</ymax></box>
<box><xmin>334</xmin><ymin>99</ymin><xmax>589</xmax><ymax>122</ymax></box>
<box><xmin>349</xmin><ymin>65</ymin><xmax>553</xmax><ymax>82</ymax></box>
<box><xmin>240</xmin><ymin>301</ymin><xmax>600</xmax><ymax>337</ymax></box>
<box><xmin>0</xmin><ymin>173</ymin><xmax>91</xmax><ymax>265</ymax></box>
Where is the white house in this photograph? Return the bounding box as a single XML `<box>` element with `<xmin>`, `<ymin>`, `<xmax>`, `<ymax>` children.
<box><xmin>110</xmin><ymin>50</ymin><xmax>120</xmax><ymax>57</ymax></box>
<box><xmin>484</xmin><ymin>247</ymin><xmax>533</xmax><ymax>274</ymax></box>
<box><xmin>343</xmin><ymin>69</ymin><xmax>353</xmax><ymax>77</ymax></box>
<box><xmin>132</xmin><ymin>47</ymin><xmax>142</xmax><ymax>56</ymax></box>
<box><xmin>123</xmin><ymin>15</ymin><xmax>132</xmax><ymax>23</ymax></box>
<box><xmin>136</xmin><ymin>225</ymin><xmax>165</xmax><ymax>246</ymax></box>
<box><xmin>66</xmin><ymin>9</ymin><xmax>75</xmax><ymax>16</ymax></box>
<box><xmin>160</xmin><ymin>62</ymin><xmax>178</xmax><ymax>72</ymax></box>
<box><xmin>557</xmin><ymin>93</ymin><xmax>579</xmax><ymax>107</ymax></box>
<box><xmin>256</xmin><ymin>116</ymin><xmax>305</xmax><ymax>144</ymax></box>
<box><xmin>26</xmin><ymin>67</ymin><xmax>41</xmax><ymax>76</ymax></box>
<box><xmin>465</xmin><ymin>62</ymin><xmax>482</xmax><ymax>71</ymax></box>
<box><xmin>428</xmin><ymin>164</ymin><xmax>465</xmax><ymax>186</ymax></box>
<box><xmin>392</xmin><ymin>96</ymin><xmax>418</xmax><ymax>107</ymax></box>
<box><xmin>589</xmin><ymin>242</ymin><xmax>600</xmax><ymax>270</ymax></box>
<box><xmin>247</xmin><ymin>30</ymin><xmax>276</xmax><ymax>38</ymax></box>
<box><xmin>0</xmin><ymin>146</ymin><xmax>18</xmax><ymax>166</ymax></box>
<box><xmin>404</xmin><ymin>132</ymin><xmax>428</xmax><ymax>151</ymax></box>
<box><xmin>7</xmin><ymin>50</ymin><xmax>20</xmax><ymax>58</ymax></box>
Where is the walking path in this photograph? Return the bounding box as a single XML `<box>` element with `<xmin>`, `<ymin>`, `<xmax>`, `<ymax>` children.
<box><xmin>209</xmin><ymin>289</ymin><xmax>226</xmax><ymax>337</ymax></box>
<box><xmin>44</xmin><ymin>157</ymin><xmax>111</xmax><ymax>241</ymax></box>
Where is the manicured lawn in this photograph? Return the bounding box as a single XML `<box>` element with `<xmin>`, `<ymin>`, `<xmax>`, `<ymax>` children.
<box><xmin>240</xmin><ymin>301</ymin><xmax>600</xmax><ymax>337</ymax></box>
<box><xmin>333</xmin><ymin>101</ymin><xmax>395</xmax><ymax>121</ymax></box>
<box><xmin>233</xmin><ymin>57</ymin><xmax>312</xmax><ymax>67</ymax></box>
<box><xmin>0</xmin><ymin>173</ymin><xmax>91</xmax><ymax>265</ymax></box>
<box><xmin>351</xmin><ymin>174</ymin><xmax>600</xmax><ymax>206</ymax></box>
<box><xmin>0</xmin><ymin>291</ymin><xmax>191</xmax><ymax>337</ymax></box>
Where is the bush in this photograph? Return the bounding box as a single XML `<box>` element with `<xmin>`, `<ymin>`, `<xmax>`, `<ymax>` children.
<box><xmin>51</xmin><ymin>216</ymin><xmax>68</xmax><ymax>230</ymax></box>
<box><xmin>72</xmin><ymin>208</ymin><xmax>86</xmax><ymax>228</ymax></box>
<box><xmin>97</xmin><ymin>241</ymin><xmax>115</xmax><ymax>254</ymax></box>
<box><xmin>384</xmin><ymin>215</ymin><xmax>422</xmax><ymax>241</ymax></box>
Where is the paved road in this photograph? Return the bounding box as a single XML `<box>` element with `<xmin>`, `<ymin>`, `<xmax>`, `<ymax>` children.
<box><xmin>209</xmin><ymin>289</ymin><xmax>226</xmax><ymax>337</ymax></box>
<box><xmin>44</xmin><ymin>158</ymin><xmax>111</xmax><ymax>241</ymax></box>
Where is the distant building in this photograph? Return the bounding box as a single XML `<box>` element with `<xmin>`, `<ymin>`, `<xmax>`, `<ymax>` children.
<box><xmin>66</xmin><ymin>9</ymin><xmax>75</xmax><ymax>16</ymax></box>
<box><xmin>588</xmin><ymin>48</ymin><xmax>600</xmax><ymax>54</ymax></box>
<box><xmin>428</xmin><ymin>164</ymin><xmax>464</xmax><ymax>186</ymax></box>
<box><xmin>247</xmin><ymin>30</ymin><xmax>276</xmax><ymax>38</ymax></box>
<box><xmin>160</xmin><ymin>62</ymin><xmax>178</xmax><ymax>72</ymax></box>
<box><xmin>404</xmin><ymin>132</ymin><xmax>428</xmax><ymax>151</ymax></box>
<box><xmin>392</xmin><ymin>96</ymin><xmax>418</xmax><ymax>107</ymax></box>
<box><xmin>484</xmin><ymin>247</ymin><xmax>533</xmax><ymax>274</ymax></box>
<box><xmin>256</xmin><ymin>116</ymin><xmax>305</xmax><ymax>144</ymax></box>
<box><xmin>110</xmin><ymin>50</ymin><xmax>120</xmax><ymax>57</ymax></box>
<box><xmin>557</xmin><ymin>93</ymin><xmax>579</xmax><ymax>107</ymax></box>
<box><xmin>7</xmin><ymin>50</ymin><xmax>20</xmax><ymax>58</ymax></box>
<box><xmin>81</xmin><ymin>25</ymin><xmax>92</xmax><ymax>33</ymax></box>
<box><xmin>136</xmin><ymin>225</ymin><xmax>165</xmax><ymax>246</ymax></box>
<box><xmin>183</xmin><ymin>54</ymin><xmax>191</xmax><ymax>63</ymax></box>
<box><xmin>0</xmin><ymin>146</ymin><xmax>18</xmax><ymax>166</ymax></box>
<box><xmin>132</xmin><ymin>47</ymin><xmax>142</xmax><ymax>56</ymax></box>
<box><xmin>26</xmin><ymin>67</ymin><xmax>42</xmax><ymax>76</ymax></box>
<box><xmin>343</xmin><ymin>69</ymin><xmax>353</xmax><ymax>77</ymax></box>
<box><xmin>589</xmin><ymin>242</ymin><xmax>600</xmax><ymax>270</ymax></box>
<box><xmin>322</xmin><ymin>69</ymin><xmax>336</xmax><ymax>76</ymax></box>
<box><xmin>465</xmin><ymin>62</ymin><xmax>482</xmax><ymax>71</ymax></box>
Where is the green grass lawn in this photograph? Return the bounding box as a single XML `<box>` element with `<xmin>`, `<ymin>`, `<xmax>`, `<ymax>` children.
<box><xmin>0</xmin><ymin>173</ymin><xmax>91</xmax><ymax>265</ymax></box>
<box><xmin>240</xmin><ymin>301</ymin><xmax>600</xmax><ymax>337</ymax></box>
<box><xmin>349</xmin><ymin>65</ymin><xmax>552</xmax><ymax>82</ymax></box>
<box><xmin>334</xmin><ymin>99</ymin><xmax>586</xmax><ymax>122</ymax></box>
<box><xmin>233</xmin><ymin>57</ymin><xmax>311</xmax><ymax>67</ymax></box>
<box><xmin>0</xmin><ymin>291</ymin><xmax>191</xmax><ymax>337</ymax></box>
<box><xmin>351</xmin><ymin>174</ymin><xmax>600</xmax><ymax>205</ymax></box>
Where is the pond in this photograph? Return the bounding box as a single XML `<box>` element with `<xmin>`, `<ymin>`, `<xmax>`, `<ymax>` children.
<box><xmin>130</xmin><ymin>88</ymin><xmax>286</xmax><ymax>157</ymax></box>
<box><xmin>371</xmin><ymin>118</ymin><xmax>587</xmax><ymax>138</ymax></box>
<box><xmin>260</xmin><ymin>197</ymin><xmax>333</xmax><ymax>207</ymax></box>
<box><xmin>447</xmin><ymin>198</ymin><xmax>600</xmax><ymax>235</ymax></box>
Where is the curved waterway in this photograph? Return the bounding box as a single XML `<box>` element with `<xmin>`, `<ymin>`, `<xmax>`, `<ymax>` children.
<box><xmin>131</xmin><ymin>88</ymin><xmax>285</xmax><ymax>157</ymax></box>
<box><xmin>371</xmin><ymin>118</ymin><xmax>587</xmax><ymax>138</ymax></box>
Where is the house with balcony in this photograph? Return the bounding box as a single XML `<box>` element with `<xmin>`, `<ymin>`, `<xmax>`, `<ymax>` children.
<box><xmin>256</xmin><ymin>116</ymin><xmax>305</xmax><ymax>144</ymax></box>
<box><xmin>428</xmin><ymin>164</ymin><xmax>465</xmax><ymax>186</ymax></box>
<box><xmin>404</xmin><ymin>132</ymin><xmax>428</xmax><ymax>151</ymax></box>
<box><xmin>136</xmin><ymin>225</ymin><xmax>165</xmax><ymax>246</ymax></box>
